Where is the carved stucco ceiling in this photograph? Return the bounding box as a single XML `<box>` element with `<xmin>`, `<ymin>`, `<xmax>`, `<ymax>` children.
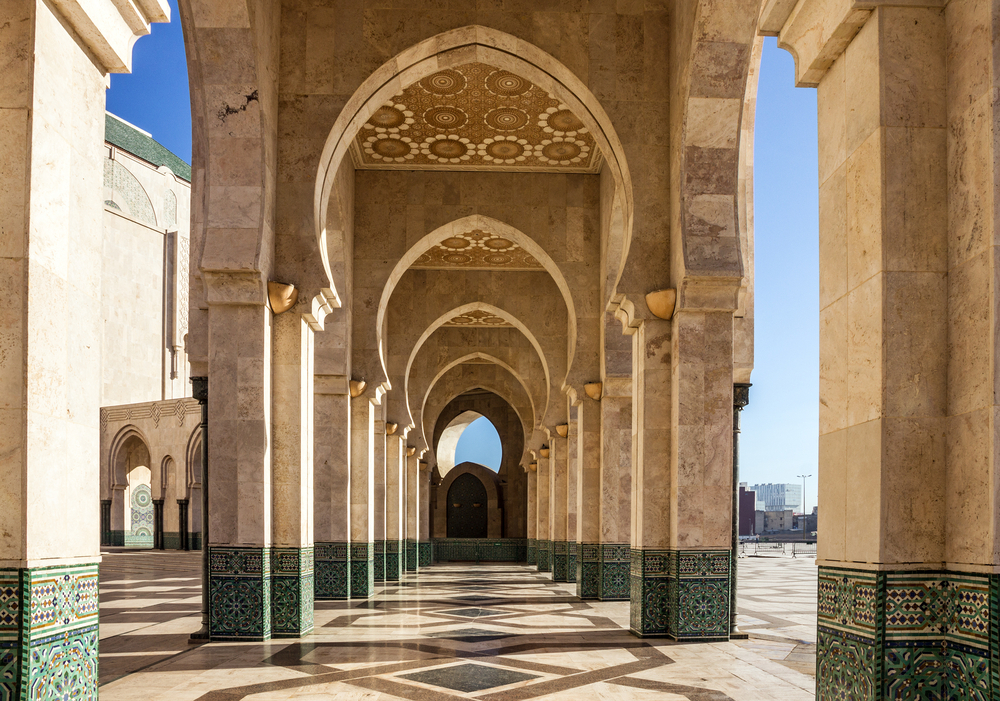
<box><xmin>411</xmin><ymin>229</ymin><xmax>543</xmax><ymax>270</ymax></box>
<box><xmin>351</xmin><ymin>62</ymin><xmax>602</xmax><ymax>172</ymax></box>
<box><xmin>443</xmin><ymin>310</ymin><xmax>513</xmax><ymax>327</ymax></box>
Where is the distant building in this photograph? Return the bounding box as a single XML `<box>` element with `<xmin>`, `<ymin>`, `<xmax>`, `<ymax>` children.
<box><xmin>738</xmin><ymin>484</ymin><xmax>756</xmax><ymax>536</ymax></box>
<box><xmin>750</xmin><ymin>483</ymin><xmax>803</xmax><ymax>512</ymax></box>
<box><xmin>759</xmin><ymin>510</ymin><xmax>796</xmax><ymax>533</ymax></box>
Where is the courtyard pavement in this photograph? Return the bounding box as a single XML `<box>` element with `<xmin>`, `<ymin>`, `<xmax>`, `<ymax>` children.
<box><xmin>98</xmin><ymin>549</ymin><xmax>817</xmax><ymax>699</ymax></box>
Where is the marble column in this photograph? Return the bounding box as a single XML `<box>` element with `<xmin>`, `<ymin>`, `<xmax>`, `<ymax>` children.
<box><xmin>600</xmin><ymin>378</ymin><xmax>632</xmax><ymax>600</ymax></box>
<box><xmin>0</xmin><ymin>0</ymin><xmax>166</xmax><ymax>693</ymax></box>
<box><xmin>384</xmin><ymin>433</ymin><xmax>404</xmax><ymax>581</ymax></box>
<box><xmin>314</xmin><ymin>379</ymin><xmax>351</xmax><ymax>599</ymax></box>
<box><xmin>566</xmin><ymin>415</ymin><xmax>578</xmax><ymax>584</ymax></box>
<box><xmin>630</xmin><ymin>314</ymin><xmax>734</xmax><ymax>640</ymax></box>
<box><xmin>576</xmin><ymin>393</ymin><xmax>602</xmax><ymax>599</ymax></box>
<box><xmin>349</xmin><ymin>394</ymin><xmax>376</xmax><ymax>598</ymax></box>
<box><xmin>550</xmin><ymin>435</ymin><xmax>569</xmax><ymax>581</ymax></box>
<box><xmin>536</xmin><ymin>452</ymin><xmax>551</xmax><ymax>572</ymax></box>
<box><xmin>405</xmin><ymin>450</ymin><xmax>419</xmax><ymax>572</ymax></box>
<box><xmin>526</xmin><ymin>466</ymin><xmax>538</xmax><ymax>565</ymax></box>
<box><xmin>418</xmin><ymin>462</ymin><xmax>432</xmax><ymax>566</ymax></box>
<box><xmin>372</xmin><ymin>418</ymin><xmax>386</xmax><ymax>581</ymax></box>
<box><xmin>270</xmin><ymin>313</ymin><xmax>315</xmax><ymax>637</ymax></box>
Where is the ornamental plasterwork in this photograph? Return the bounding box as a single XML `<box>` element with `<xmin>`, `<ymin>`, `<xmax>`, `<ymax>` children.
<box><xmin>351</xmin><ymin>63</ymin><xmax>602</xmax><ymax>173</ymax></box>
<box><xmin>411</xmin><ymin>229</ymin><xmax>544</xmax><ymax>270</ymax></box>
<box><xmin>443</xmin><ymin>310</ymin><xmax>513</xmax><ymax>328</ymax></box>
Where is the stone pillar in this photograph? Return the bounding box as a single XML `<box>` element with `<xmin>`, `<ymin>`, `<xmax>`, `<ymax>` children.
<box><xmin>599</xmin><ymin>378</ymin><xmax>631</xmax><ymax>600</ymax></box>
<box><xmin>566</xmin><ymin>416</ymin><xmax>578</xmax><ymax>584</ymax></box>
<box><xmin>536</xmin><ymin>452</ymin><xmax>551</xmax><ymax>572</ymax></box>
<box><xmin>349</xmin><ymin>394</ymin><xmax>376</xmax><ymax>598</ymax></box>
<box><xmin>372</xmin><ymin>418</ymin><xmax>386</xmax><ymax>581</ymax></box>
<box><xmin>630</xmin><ymin>314</ymin><xmax>733</xmax><ymax>640</ymax></box>
<box><xmin>550</xmin><ymin>435</ymin><xmax>569</xmax><ymax>581</ymax></box>
<box><xmin>314</xmin><ymin>381</ymin><xmax>351</xmax><ymax>599</ymax></box>
<box><xmin>418</xmin><ymin>462</ymin><xmax>432</xmax><ymax>566</ymax></box>
<box><xmin>576</xmin><ymin>392</ymin><xmax>602</xmax><ymax>599</ymax></box>
<box><xmin>526</xmin><ymin>466</ymin><xmax>537</xmax><ymax>565</ymax></box>
<box><xmin>405</xmin><ymin>450</ymin><xmax>418</xmax><ymax>572</ymax></box>
<box><xmin>384</xmin><ymin>433</ymin><xmax>404</xmax><ymax>581</ymax></box>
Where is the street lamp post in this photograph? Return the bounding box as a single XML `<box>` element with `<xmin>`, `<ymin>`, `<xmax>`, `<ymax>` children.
<box><xmin>797</xmin><ymin>473</ymin><xmax>812</xmax><ymax>529</ymax></box>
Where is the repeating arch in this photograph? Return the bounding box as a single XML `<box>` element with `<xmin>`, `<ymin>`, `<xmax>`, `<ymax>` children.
<box><xmin>109</xmin><ymin>425</ymin><xmax>152</xmax><ymax>490</ymax></box>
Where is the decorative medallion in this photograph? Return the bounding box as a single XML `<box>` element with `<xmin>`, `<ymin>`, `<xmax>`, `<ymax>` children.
<box><xmin>444</xmin><ymin>310</ymin><xmax>513</xmax><ymax>327</ymax></box>
<box><xmin>411</xmin><ymin>229</ymin><xmax>544</xmax><ymax>270</ymax></box>
<box><xmin>352</xmin><ymin>62</ymin><xmax>601</xmax><ymax>172</ymax></box>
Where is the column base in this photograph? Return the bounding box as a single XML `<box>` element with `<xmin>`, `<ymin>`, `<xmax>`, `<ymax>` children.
<box><xmin>209</xmin><ymin>546</ymin><xmax>272</xmax><ymax>640</ymax></box>
<box><xmin>537</xmin><ymin>540</ymin><xmax>551</xmax><ymax>572</ymax></box>
<box><xmin>599</xmin><ymin>543</ymin><xmax>631</xmax><ymax>600</ymax></box>
<box><xmin>271</xmin><ymin>547</ymin><xmax>314</xmax><ymax>638</ymax></box>
<box><xmin>817</xmin><ymin>565</ymin><xmax>996</xmax><ymax>700</ymax></box>
<box><xmin>350</xmin><ymin>542</ymin><xmax>374</xmax><ymax>598</ymax></box>
<box><xmin>577</xmin><ymin>542</ymin><xmax>600</xmax><ymax>599</ymax></box>
<box><xmin>373</xmin><ymin>540</ymin><xmax>385</xmax><ymax>581</ymax></box>
<box><xmin>629</xmin><ymin>549</ymin><xmax>731</xmax><ymax>640</ymax></box>
<box><xmin>552</xmin><ymin>541</ymin><xmax>568</xmax><ymax>581</ymax></box>
<box><xmin>315</xmin><ymin>542</ymin><xmax>350</xmax><ymax>599</ymax></box>
<box><xmin>0</xmin><ymin>563</ymin><xmax>100</xmax><ymax>701</ymax></box>
<box><xmin>418</xmin><ymin>541</ymin><xmax>433</xmax><ymax>566</ymax></box>
<box><xmin>404</xmin><ymin>539</ymin><xmax>418</xmax><ymax>572</ymax></box>
<box><xmin>384</xmin><ymin>540</ymin><xmax>402</xmax><ymax>581</ymax></box>
<box><xmin>527</xmin><ymin>538</ymin><xmax>537</xmax><ymax>565</ymax></box>
<box><xmin>567</xmin><ymin>542</ymin><xmax>577</xmax><ymax>583</ymax></box>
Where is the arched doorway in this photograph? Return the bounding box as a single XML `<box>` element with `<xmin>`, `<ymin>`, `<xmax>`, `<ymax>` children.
<box><xmin>125</xmin><ymin>465</ymin><xmax>154</xmax><ymax>548</ymax></box>
<box><xmin>111</xmin><ymin>431</ymin><xmax>153</xmax><ymax>549</ymax></box>
<box><xmin>447</xmin><ymin>472</ymin><xmax>489</xmax><ymax>538</ymax></box>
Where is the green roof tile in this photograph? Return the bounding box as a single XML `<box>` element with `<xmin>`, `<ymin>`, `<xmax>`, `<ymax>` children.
<box><xmin>105</xmin><ymin>113</ymin><xmax>191</xmax><ymax>182</ymax></box>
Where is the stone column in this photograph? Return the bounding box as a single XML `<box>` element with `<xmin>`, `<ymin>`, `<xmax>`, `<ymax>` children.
<box><xmin>599</xmin><ymin>378</ymin><xmax>631</xmax><ymax>600</ymax></box>
<box><xmin>576</xmin><ymin>392</ymin><xmax>602</xmax><ymax>599</ymax></box>
<box><xmin>536</xmin><ymin>452</ymin><xmax>551</xmax><ymax>572</ymax></box>
<box><xmin>314</xmin><ymin>379</ymin><xmax>350</xmax><ymax>599</ymax></box>
<box><xmin>418</xmin><ymin>461</ymin><xmax>432</xmax><ymax>566</ymax></box>
<box><xmin>630</xmin><ymin>314</ymin><xmax>734</xmax><ymax>640</ymax></box>
<box><xmin>372</xmin><ymin>418</ymin><xmax>386</xmax><ymax>581</ymax></box>
<box><xmin>349</xmin><ymin>394</ymin><xmax>376</xmax><ymax>598</ymax></box>
<box><xmin>566</xmin><ymin>416</ymin><xmax>578</xmax><ymax>584</ymax></box>
<box><xmin>405</xmin><ymin>449</ymin><xmax>418</xmax><ymax>572</ymax></box>
<box><xmin>526</xmin><ymin>466</ymin><xmax>537</xmax><ymax>565</ymax></box>
<box><xmin>550</xmin><ymin>434</ymin><xmax>569</xmax><ymax>581</ymax></box>
<box><xmin>384</xmin><ymin>432</ymin><xmax>404</xmax><ymax>581</ymax></box>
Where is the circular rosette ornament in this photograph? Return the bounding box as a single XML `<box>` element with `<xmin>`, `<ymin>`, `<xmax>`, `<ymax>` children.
<box><xmin>421</xmin><ymin>135</ymin><xmax>472</xmax><ymax>164</ymax></box>
<box><xmin>485</xmin><ymin>70</ymin><xmax>532</xmax><ymax>97</ymax></box>
<box><xmin>420</xmin><ymin>69</ymin><xmax>467</xmax><ymax>96</ymax></box>
<box><xmin>364</xmin><ymin>103</ymin><xmax>414</xmax><ymax>133</ymax></box>
<box><xmin>363</xmin><ymin>133</ymin><xmax>415</xmax><ymax>163</ymax></box>
<box><xmin>424</xmin><ymin>106</ymin><xmax>468</xmax><ymax>130</ymax></box>
<box><xmin>477</xmin><ymin>136</ymin><xmax>529</xmax><ymax>165</ymax></box>
<box><xmin>533</xmin><ymin>136</ymin><xmax>590</xmax><ymax>165</ymax></box>
<box><xmin>539</xmin><ymin>105</ymin><xmax>587</xmax><ymax>136</ymax></box>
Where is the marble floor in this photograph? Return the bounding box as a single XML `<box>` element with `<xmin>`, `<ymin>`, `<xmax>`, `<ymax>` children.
<box><xmin>98</xmin><ymin>551</ymin><xmax>817</xmax><ymax>700</ymax></box>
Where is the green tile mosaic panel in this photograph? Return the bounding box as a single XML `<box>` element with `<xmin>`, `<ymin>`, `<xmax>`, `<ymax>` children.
<box><xmin>577</xmin><ymin>542</ymin><xmax>600</xmax><ymax>599</ymax></box>
<box><xmin>0</xmin><ymin>563</ymin><xmax>100</xmax><ymax>700</ymax></box>
<box><xmin>431</xmin><ymin>539</ymin><xmax>527</xmax><ymax>562</ymax></box>
<box><xmin>527</xmin><ymin>539</ymin><xmax>537</xmax><ymax>566</ymax></box>
<box><xmin>350</xmin><ymin>543</ymin><xmax>374</xmax><ymax>598</ymax></box>
<box><xmin>418</xmin><ymin>541</ymin><xmax>433</xmax><ymax>567</ymax></box>
<box><xmin>817</xmin><ymin>566</ymin><xmax>998</xmax><ymax>701</ymax></box>
<box><xmin>630</xmin><ymin>549</ymin><xmax>730</xmax><ymax>640</ymax></box>
<box><xmin>552</xmin><ymin>541</ymin><xmax>568</xmax><ymax>581</ymax></box>
<box><xmin>599</xmin><ymin>543</ymin><xmax>630</xmax><ymax>600</ymax></box>
<box><xmin>405</xmin><ymin>539</ymin><xmax>418</xmax><ymax>572</ymax></box>
<box><xmin>567</xmin><ymin>542</ymin><xmax>577</xmax><ymax>584</ymax></box>
<box><xmin>384</xmin><ymin>540</ymin><xmax>402</xmax><ymax>581</ymax></box>
<box><xmin>209</xmin><ymin>546</ymin><xmax>271</xmax><ymax>640</ymax></box>
<box><xmin>271</xmin><ymin>547</ymin><xmax>314</xmax><ymax>638</ymax></box>
<box><xmin>373</xmin><ymin>540</ymin><xmax>385</xmax><ymax>582</ymax></box>
<box><xmin>537</xmin><ymin>540</ymin><xmax>551</xmax><ymax>572</ymax></box>
<box><xmin>314</xmin><ymin>541</ymin><xmax>350</xmax><ymax>600</ymax></box>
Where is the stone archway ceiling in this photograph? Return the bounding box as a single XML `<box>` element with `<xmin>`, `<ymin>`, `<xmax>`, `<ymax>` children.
<box><xmin>351</xmin><ymin>62</ymin><xmax>602</xmax><ymax>172</ymax></box>
<box><xmin>443</xmin><ymin>309</ymin><xmax>513</xmax><ymax>327</ymax></box>
<box><xmin>411</xmin><ymin>228</ymin><xmax>544</xmax><ymax>270</ymax></box>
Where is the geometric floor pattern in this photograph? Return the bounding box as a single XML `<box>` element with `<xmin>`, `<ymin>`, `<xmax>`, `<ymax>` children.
<box><xmin>98</xmin><ymin>550</ymin><xmax>817</xmax><ymax>699</ymax></box>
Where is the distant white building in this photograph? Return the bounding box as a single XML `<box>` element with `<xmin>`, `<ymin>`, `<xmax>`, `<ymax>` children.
<box><xmin>749</xmin><ymin>483</ymin><xmax>802</xmax><ymax>513</ymax></box>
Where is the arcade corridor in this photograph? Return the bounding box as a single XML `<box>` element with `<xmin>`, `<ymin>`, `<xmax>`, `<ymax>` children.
<box><xmin>98</xmin><ymin>552</ymin><xmax>815</xmax><ymax>700</ymax></box>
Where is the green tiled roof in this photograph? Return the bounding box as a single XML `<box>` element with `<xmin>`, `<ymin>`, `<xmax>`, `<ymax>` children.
<box><xmin>105</xmin><ymin>113</ymin><xmax>191</xmax><ymax>182</ymax></box>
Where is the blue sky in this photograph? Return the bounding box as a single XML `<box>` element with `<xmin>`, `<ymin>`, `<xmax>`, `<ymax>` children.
<box><xmin>109</xmin><ymin>15</ymin><xmax>820</xmax><ymax>510</ymax></box>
